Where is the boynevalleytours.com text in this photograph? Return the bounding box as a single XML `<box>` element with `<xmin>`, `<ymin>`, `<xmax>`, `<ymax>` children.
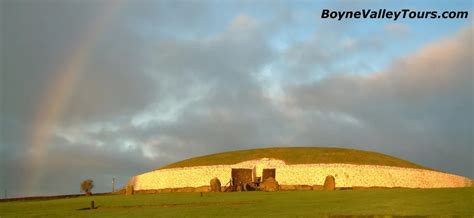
<box><xmin>321</xmin><ymin>9</ymin><xmax>469</xmax><ymax>21</ymax></box>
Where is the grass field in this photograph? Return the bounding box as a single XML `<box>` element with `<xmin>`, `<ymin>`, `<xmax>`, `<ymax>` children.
<box><xmin>160</xmin><ymin>147</ymin><xmax>429</xmax><ymax>170</ymax></box>
<box><xmin>1</xmin><ymin>188</ymin><xmax>472</xmax><ymax>217</ymax></box>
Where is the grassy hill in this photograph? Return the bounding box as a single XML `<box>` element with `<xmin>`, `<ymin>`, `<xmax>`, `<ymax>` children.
<box><xmin>160</xmin><ymin>147</ymin><xmax>429</xmax><ymax>170</ymax></box>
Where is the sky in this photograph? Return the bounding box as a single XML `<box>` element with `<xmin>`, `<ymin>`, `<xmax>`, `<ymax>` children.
<box><xmin>0</xmin><ymin>0</ymin><xmax>473</xmax><ymax>197</ymax></box>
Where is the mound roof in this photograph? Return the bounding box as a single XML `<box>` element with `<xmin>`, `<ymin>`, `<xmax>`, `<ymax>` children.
<box><xmin>159</xmin><ymin>147</ymin><xmax>429</xmax><ymax>170</ymax></box>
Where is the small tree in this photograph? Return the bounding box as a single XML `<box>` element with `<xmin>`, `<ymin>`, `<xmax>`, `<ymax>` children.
<box><xmin>80</xmin><ymin>179</ymin><xmax>94</xmax><ymax>196</ymax></box>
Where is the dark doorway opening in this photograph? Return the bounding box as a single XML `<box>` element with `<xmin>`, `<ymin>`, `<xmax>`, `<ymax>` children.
<box><xmin>231</xmin><ymin>168</ymin><xmax>253</xmax><ymax>186</ymax></box>
<box><xmin>262</xmin><ymin>168</ymin><xmax>276</xmax><ymax>181</ymax></box>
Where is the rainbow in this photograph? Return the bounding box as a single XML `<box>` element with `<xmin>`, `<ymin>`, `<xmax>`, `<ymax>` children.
<box><xmin>25</xmin><ymin>1</ymin><xmax>126</xmax><ymax>195</ymax></box>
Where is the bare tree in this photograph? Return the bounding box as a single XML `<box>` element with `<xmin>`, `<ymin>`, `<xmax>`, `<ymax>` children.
<box><xmin>80</xmin><ymin>179</ymin><xmax>94</xmax><ymax>196</ymax></box>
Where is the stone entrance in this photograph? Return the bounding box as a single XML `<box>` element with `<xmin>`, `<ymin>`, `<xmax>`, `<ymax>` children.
<box><xmin>262</xmin><ymin>168</ymin><xmax>276</xmax><ymax>181</ymax></box>
<box><xmin>231</xmin><ymin>168</ymin><xmax>253</xmax><ymax>185</ymax></box>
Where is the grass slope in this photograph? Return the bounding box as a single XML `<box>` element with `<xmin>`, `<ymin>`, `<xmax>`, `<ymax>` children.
<box><xmin>160</xmin><ymin>147</ymin><xmax>428</xmax><ymax>170</ymax></box>
<box><xmin>1</xmin><ymin>188</ymin><xmax>473</xmax><ymax>217</ymax></box>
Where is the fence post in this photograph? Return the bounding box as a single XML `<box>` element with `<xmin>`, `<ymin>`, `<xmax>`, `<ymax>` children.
<box><xmin>112</xmin><ymin>178</ymin><xmax>115</xmax><ymax>193</ymax></box>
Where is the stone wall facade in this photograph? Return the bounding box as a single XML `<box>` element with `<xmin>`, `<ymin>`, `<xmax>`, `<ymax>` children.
<box><xmin>130</xmin><ymin>158</ymin><xmax>471</xmax><ymax>190</ymax></box>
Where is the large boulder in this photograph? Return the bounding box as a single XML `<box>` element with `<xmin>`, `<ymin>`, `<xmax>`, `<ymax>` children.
<box><xmin>323</xmin><ymin>175</ymin><xmax>335</xmax><ymax>190</ymax></box>
<box><xmin>260</xmin><ymin>177</ymin><xmax>279</xmax><ymax>192</ymax></box>
<box><xmin>210</xmin><ymin>177</ymin><xmax>221</xmax><ymax>192</ymax></box>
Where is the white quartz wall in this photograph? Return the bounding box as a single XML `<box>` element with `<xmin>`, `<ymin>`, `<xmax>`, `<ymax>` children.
<box><xmin>276</xmin><ymin>164</ymin><xmax>471</xmax><ymax>188</ymax></box>
<box><xmin>131</xmin><ymin>159</ymin><xmax>471</xmax><ymax>190</ymax></box>
<box><xmin>133</xmin><ymin>166</ymin><xmax>231</xmax><ymax>190</ymax></box>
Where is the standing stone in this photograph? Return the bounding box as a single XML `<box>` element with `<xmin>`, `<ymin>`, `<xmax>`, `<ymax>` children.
<box><xmin>323</xmin><ymin>175</ymin><xmax>335</xmax><ymax>190</ymax></box>
<box><xmin>210</xmin><ymin>178</ymin><xmax>221</xmax><ymax>192</ymax></box>
<box><xmin>126</xmin><ymin>185</ymin><xmax>134</xmax><ymax>195</ymax></box>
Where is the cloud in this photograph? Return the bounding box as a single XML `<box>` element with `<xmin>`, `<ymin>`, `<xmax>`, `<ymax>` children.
<box><xmin>1</xmin><ymin>2</ymin><xmax>280</xmax><ymax>195</ymax></box>
<box><xmin>2</xmin><ymin>139</ymin><xmax>155</xmax><ymax>196</ymax></box>
<box><xmin>287</xmin><ymin>24</ymin><xmax>473</xmax><ymax>177</ymax></box>
<box><xmin>384</xmin><ymin>23</ymin><xmax>410</xmax><ymax>37</ymax></box>
<box><xmin>282</xmin><ymin>20</ymin><xmax>406</xmax><ymax>81</ymax></box>
<box><xmin>104</xmin><ymin>14</ymin><xmax>280</xmax><ymax>158</ymax></box>
<box><xmin>1</xmin><ymin>0</ymin><xmax>472</xmax><ymax>197</ymax></box>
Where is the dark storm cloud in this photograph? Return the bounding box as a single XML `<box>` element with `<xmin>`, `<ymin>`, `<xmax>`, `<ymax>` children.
<box><xmin>2</xmin><ymin>139</ymin><xmax>156</xmax><ymax>197</ymax></box>
<box><xmin>1</xmin><ymin>0</ymin><xmax>281</xmax><ymax>196</ymax></box>
<box><xmin>1</xmin><ymin>0</ymin><xmax>153</xmax><ymax>151</ymax></box>
<box><xmin>0</xmin><ymin>0</ymin><xmax>211</xmax><ymax>196</ymax></box>
<box><xmin>1</xmin><ymin>0</ymin><xmax>221</xmax><ymax>127</ymax></box>
<box><xmin>101</xmin><ymin>14</ymin><xmax>283</xmax><ymax>159</ymax></box>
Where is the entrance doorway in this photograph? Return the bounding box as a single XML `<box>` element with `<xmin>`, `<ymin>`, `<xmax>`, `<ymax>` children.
<box><xmin>262</xmin><ymin>168</ymin><xmax>276</xmax><ymax>181</ymax></box>
<box><xmin>231</xmin><ymin>168</ymin><xmax>253</xmax><ymax>185</ymax></box>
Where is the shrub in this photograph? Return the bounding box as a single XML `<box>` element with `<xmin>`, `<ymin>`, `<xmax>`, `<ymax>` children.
<box><xmin>80</xmin><ymin>179</ymin><xmax>94</xmax><ymax>196</ymax></box>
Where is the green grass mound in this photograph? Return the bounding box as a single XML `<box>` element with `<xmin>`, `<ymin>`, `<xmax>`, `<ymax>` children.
<box><xmin>160</xmin><ymin>147</ymin><xmax>428</xmax><ymax>170</ymax></box>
